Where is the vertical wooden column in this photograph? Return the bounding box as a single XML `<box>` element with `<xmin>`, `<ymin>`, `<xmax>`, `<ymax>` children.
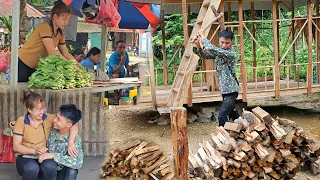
<box><xmin>171</xmin><ymin>107</ymin><xmax>188</xmax><ymax>180</ymax></box>
<box><xmin>220</xmin><ymin>1</ymin><xmax>225</xmax><ymax>24</ymax></box>
<box><xmin>238</xmin><ymin>0</ymin><xmax>247</xmax><ymax>101</ymax></box>
<box><xmin>161</xmin><ymin>7</ymin><xmax>168</xmax><ymax>87</ymax></box>
<box><xmin>147</xmin><ymin>32</ymin><xmax>157</xmax><ymax>109</ymax></box>
<box><xmin>228</xmin><ymin>2</ymin><xmax>232</xmax><ymax>23</ymax></box>
<box><xmin>307</xmin><ymin>0</ymin><xmax>313</xmax><ymax>94</ymax></box>
<box><xmin>10</xmin><ymin>0</ymin><xmax>20</xmax><ymax>89</ymax></box>
<box><xmin>251</xmin><ymin>2</ymin><xmax>257</xmax><ymax>79</ymax></box>
<box><xmin>291</xmin><ymin>0</ymin><xmax>297</xmax><ymax>81</ymax></box>
<box><xmin>272</xmin><ymin>0</ymin><xmax>280</xmax><ymax>98</ymax></box>
<box><xmin>187</xmin><ymin>4</ymin><xmax>191</xmax><ymax>37</ymax></box>
<box><xmin>100</xmin><ymin>25</ymin><xmax>107</xmax><ymax>72</ymax></box>
<box><xmin>316</xmin><ymin>0</ymin><xmax>320</xmax><ymax>84</ymax></box>
<box><xmin>181</xmin><ymin>0</ymin><xmax>192</xmax><ymax>107</ymax></box>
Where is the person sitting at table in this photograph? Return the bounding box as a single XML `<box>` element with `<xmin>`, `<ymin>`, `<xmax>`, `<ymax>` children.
<box><xmin>80</xmin><ymin>47</ymin><xmax>101</xmax><ymax>70</ymax></box>
<box><xmin>38</xmin><ymin>104</ymin><xmax>83</xmax><ymax>180</ymax></box>
<box><xmin>107</xmin><ymin>40</ymin><xmax>131</xmax><ymax>78</ymax></box>
<box><xmin>72</xmin><ymin>49</ymin><xmax>85</xmax><ymax>63</ymax></box>
<box><xmin>13</xmin><ymin>90</ymin><xmax>79</xmax><ymax>180</ymax></box>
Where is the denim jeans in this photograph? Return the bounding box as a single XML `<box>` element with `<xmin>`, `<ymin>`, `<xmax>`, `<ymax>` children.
<box><xmin>218</xmin><ymin>92</ymin><xmax>240</xmax><ymax>126</ymax></box>
<box><xmin>57</xmin><ymin>167</ymin><xmax>78</xmax><ymax>180</ymax></box>
<box><xmin>16</xmin><ymin>156</ymin><xmax>57</xmax><ymax>180</ymax></box>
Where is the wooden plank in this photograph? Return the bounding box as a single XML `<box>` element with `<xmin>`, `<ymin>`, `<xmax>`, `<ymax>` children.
<box><xmin>147</xmin><ymin>32</ymin><xmax>157</xmax><ymax>109</ymax></box>
<box><xmin>224</xmin><ymin>122</ymin><xmax>242</xmax><ymax>132</ymax></box>
<box><xmin>83</xmin><ymin>89</ymin><xmax>90</xmax><ymax>155</ymax></box>
<box><xmin>273</xmin><ymin>0</ymin><xmax>280</xmax><ymax>98</ymax></box>
<box><xmin>238</xmin><ymin>0</ymin><xmax>247</xmax><ymax>101</ymax></box>
<box><xmin>251</xmin><ymin>2</ymin><xmax>257</xmax><ymax>79</ymax></box>
<box><xmin>307</xmin><ymin>0</ymin><xmax>313</xmax><ymax>94</ymax></box>
<box><xmin>10</xmin><ymin>0</ymin><xmax>19</xmax><ymax>89</ymax></box>
<box><xmin>171</xmin><ymin>107</ymin><xmax>188</xmax><ymax>180</ymax></box>
<box><xmin>161</xmin><ymin>7</ymin><xmax>168</xmax><ymax>87</ymax></box>
<box><xmin>78</xmin><ymin>90</ymin><xmax>83</xmax><ymax>139</ymax></box>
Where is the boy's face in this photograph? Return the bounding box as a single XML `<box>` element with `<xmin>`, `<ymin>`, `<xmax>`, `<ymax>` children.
<box><xmin>53</xmin><ymin>13</ymin><xmax>71</xmax><ymax>30</ymax></box>
<box><xmin>219</xmin><ymin>37</ymin><xmax>232</xmax><ymax>50</ymax></box>
<box><xmin>53</xmin><ymin>112</ymin><xmax>73</xmax><ymax>130</ymax></box>
<box><xmin>116</xmin><ymin>42</ymin><xmax>126</xmax><ymax>54</ymax></box>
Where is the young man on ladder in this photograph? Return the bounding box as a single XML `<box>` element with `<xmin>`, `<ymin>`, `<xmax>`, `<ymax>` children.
<box><xmin>192</xmin><ymin>29</ymin><xmax>240</xmax><ymax>126</ymax></box>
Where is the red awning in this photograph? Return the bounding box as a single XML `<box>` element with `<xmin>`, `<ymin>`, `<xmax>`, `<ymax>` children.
<box><xmin>0</xmin><ymin>0</ymin><xmax>45</xmax><ymax>18</ymax></box>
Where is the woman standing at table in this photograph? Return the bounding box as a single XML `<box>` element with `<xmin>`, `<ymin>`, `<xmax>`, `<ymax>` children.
<box><xmin>18</xmin><ymin>1</ymin><xmax>75</xmax><ymax>82</ymax></box>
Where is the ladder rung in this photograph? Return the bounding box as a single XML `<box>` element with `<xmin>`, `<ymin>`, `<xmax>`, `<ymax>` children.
<box><xmin>203</xmin><ymin>2</ymin><xmax>210</xmax><ymax>8</ymax></box>
<box><xmin>185</xmin><ymin>54</ymin><xmax>191</xmax><ymax>58</ymax></box>
<box><xmin>173</xmin><ymin>88</ymin><xmax>180</xmax><ymax>92</ymax></box>
<box><xmin>197</xmin><ymin>20</ymin><xmax>204</xmax><ymax>25</ymax></box>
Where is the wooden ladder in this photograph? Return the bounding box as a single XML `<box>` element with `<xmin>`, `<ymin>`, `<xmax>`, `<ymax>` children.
<box><xmin>167</xmin><ymin>0</ymin><xmax>222</xmax><ymax>107</ymax></box>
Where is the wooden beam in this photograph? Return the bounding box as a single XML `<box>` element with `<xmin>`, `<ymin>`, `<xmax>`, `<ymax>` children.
<box><xmin>316</xmin><ymin>0</ymin><xmax>320</xmax><ymax>84</ymax></box>
<box><xmin>251</xmin><ymin>2</ymin><xmax>257</xmax><ymax>79</ymax></box>
<box><xmin>171</xmin><ymin>107</ymin><xmax>188</xmax><ymax>180</ymax></box>
<box><xmin>291</xmin><ymin>0</ymin><xmax>297</xmax><ymax>81</ymax></box>
<box><xmin>307</xmin><ymin>0</ymin><xmax>313</xmax><ymax>94</ymax></box>
<box><xmin>182</xmin><ymin>0</ymin><xmax>192</xmax><ymax>107</ymax></box>
<box><xmin>238</xmin><ymin>0</ymin><xmax>247</xmax><ymax>101</ymax></box>
<box><xmin>220</xmin><ymin>0</ymin><xmax>225</xmax><ymax>25</ymax></box>
<box><xmin>147</xmin><ymin>32</ymin><xmax>157</xmax><ymax>109</ymax></box>
<box><xmin>10</xmin><ymin>0</ymin><xmax>20</xmax><ymax>89</ymax></box>
<box><xmin>272</xmin><ymin>0</ymin><xmax>280</xmax><ymax>98</ymax></box>
<box><xmin>161</xmin><ymin>8</ymin><xmax>168</xmax><ymax>87</ymax></box>
<box><xmin>228</xmin><ymin>2</ymin><xmax>232</xmax><ymax>22</ymax></box>
<box><xmin>100</xmin><ymin>25</ymin><xmax>107</xmax><ymax>72</ymax></box>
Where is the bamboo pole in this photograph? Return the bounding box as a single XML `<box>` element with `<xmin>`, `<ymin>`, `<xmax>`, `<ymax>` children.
<box><xmin>161</xmin><ymin>8</ymin><xmax>168</xmax><ymax>87</ymax></box>
<box><xmin>307</xmin><ymin>0</ymin><xmax>313</xmax><ymax>94</ymax></box>
<box><xmin>272</xmin><ymin>0</ymin><xmax>280</xmax><ymax>98</ymax></box>
<box><xmin>251</xmin><ymin>2</ymin><xmax>257</xmax><ymax>79</ymax></box>
<box><xmin>316</xmin><ymin>0</ymin><xmax>320</xmax><ymax>84</ymax></box>
<box><xmin>238</xmin><ymin>0</ymin><xmax>247</xmax><ymax>101</ymax></box>
<box><xmin>147</xmin><ymin>32</ymin><xmax>157</xmax><ymax>109</ymax></box>
<box><xmin>171</xmin><ymin>107</ymin><xmax>188</xmax><ymax>180</ymax></box>
<box><xmin>181</xmin><ymin>0</ymin><xmax>192</xmax><ymax>107</ymax></box>
<box><xmin>291</xmin><ymin>0</ymin><xmax>297</xmax><ymax>81</ymax></box>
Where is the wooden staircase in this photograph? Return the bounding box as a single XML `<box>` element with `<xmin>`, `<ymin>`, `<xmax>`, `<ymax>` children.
<box><xmin>167</xmin><ymin>0</ymin><xmax>222</xmax><ymax>107</ymax></box>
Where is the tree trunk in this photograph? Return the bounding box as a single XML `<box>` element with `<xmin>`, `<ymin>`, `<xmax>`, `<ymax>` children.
<box><xmin>20</xmin><ymin>0</ymin><xmax>27</xmax><ymax>45</ymax></box>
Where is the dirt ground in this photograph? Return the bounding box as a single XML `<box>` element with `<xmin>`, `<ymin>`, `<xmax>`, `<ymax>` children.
<box><xmin>105</xmin><ymin>105</ymin><xmax>320</xmax><ymax>180</ymax></box>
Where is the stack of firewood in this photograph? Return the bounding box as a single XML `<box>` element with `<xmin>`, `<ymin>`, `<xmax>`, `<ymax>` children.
<box><xmin>188</xmin><ymin>107</ymin><xmax>320</xmax><ymax>179</ymax></box>
<box><xmin>100</xmin><ymin>139</ymin><xmax>174</xmax><ymax>180</ymax></box>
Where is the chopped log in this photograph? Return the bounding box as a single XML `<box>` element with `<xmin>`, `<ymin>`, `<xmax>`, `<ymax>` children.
<box><xmin>125</xmin><ymin>142</ymin><xmax>148</xmax><ymax>162</ymax></box>
<box><xmin>245</xmin><ymin>131</ymin><xmax>260</xmax><ymax>142</ymax></box>
<box><xmin>188</xmin><ymin>156</ymin><xmax>199</xmax><ymax>168</ymax></box>
<box><xmin>279</xmin><ymin>149</ymin><xmax>291</xmax><ymax>157</ymax></box>
<box><xmin>255</xmin><ymin>144</ymin><xmax>269</xmax><ymax>160</ymax></box>
<box><xmin>234</xmin><ymin>151</ymin><xmax>247</xmax><ymax>161</ymax></box>
<box><xmin>160</xmin><ymin>172</ymin><xmax>174</xmax><ymax>180</ymax></box>
<box><xmin>142</xmin><ymin>156</ymin><xmax>167</xmax><ymax>174</ymax></box>
<box><xmin>153</xmin><ymin>164</ymin><xmax>170</xmax><ymax>174</ymax></box>
<box><xmin>270</xmin><ymin>121</ymin><xmax>287</xmax><ymax>140</ymax></box>
<box><xmin>263</xmin><ymin>166</ymin><xmax>273</xmax><ymax>174</ymax></box>
<box><xmin>234</xmin><ymin>117</ymin><xmax>249</xmax><ymax>129</ymax></box>
<box><xmin>311</xmin><ymin>159</ymin><xmax>320</xmax><ymax>175</ymax></box>
<box><xmin>119</xmin><ymin>139</ymin><xmax>142</xmax><ymax>151</ymax></box>
<box><xmin>251</xmin><ymin>107</ymin><xmax>274</xmax><ymax>125</ymax></box>
<box><xmin>160</xmin><ymin>166</ymin><xmax>174</xmax><ymax>176</ymax></box>
<box><xmin>269</xmin><ymin>171</ymin><xmax>281</xmax><ymax>179</ymax></box>
<box><xmin>266</xmin><ymin>147</ymin><xmax>276</xmax><ymax>163</ymax></box>
<box><xmin>224</xmin><ymin>122</ymin><xmax>242</xmax><ymax>132</ymax></box>
<box><xmin>211</xmin><ymin>134</ymin><xmax>232</xmax><ymax>152</ymax></box>
<box><xmin>140</xmin><ymin>151</ymin><xmax>163</xmax><ymax>165</ymax></box>
<box><xmin>137</xmin><ymin>151</ymin><xmax>159</xmax><ymax>160</ymax></box>
<box><xmin>135</xmin><ymin>146</ymin><xmax>160</xmax><ymax>156</ymax></box>
<box><xmin>283</xmin><ymin>130</ymin><xmax>295</xmax><ymax>144</ymax></box>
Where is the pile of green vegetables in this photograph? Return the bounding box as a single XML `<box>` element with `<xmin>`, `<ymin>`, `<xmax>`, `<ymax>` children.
<box><xmin>28</xmin><ymin>55</ymin><xmax>94</xmax><ymax>89</ymax></box>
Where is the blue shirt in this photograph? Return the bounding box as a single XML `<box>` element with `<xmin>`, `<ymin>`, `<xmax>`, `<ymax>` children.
<box><xmin>108</xmin><ymin>51</ymin><xmax>129</xmax><ymax>77</ymax></box>
<box><xmin>80</xmin><ymin>57</ymin><xmax>100</xmax><ymax>70</ymax></box>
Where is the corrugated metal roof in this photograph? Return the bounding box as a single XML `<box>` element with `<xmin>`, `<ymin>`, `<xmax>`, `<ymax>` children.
<box><xmin>163</xmin><ymin>0</ymin><xmax>315</xmax><ymax>14</ymax></box>
<box><xmin>0</xmin><ymin>0</ymin><xmax>45</xmax><ymax>18</ymax></box>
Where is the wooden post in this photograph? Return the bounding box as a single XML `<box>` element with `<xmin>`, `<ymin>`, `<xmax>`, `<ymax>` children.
<box><xmin>272</xmin><ymin>0</ymin><xmax>280</xmax><ymax>98</ymax></box>
<box><xmin>316</xmin><ymin>0</ymin><xmax>320</xmax><ymax>84</ymax></box>
<box><xmin>182</xmin><ymin>0</ymin><xmax>192</xmax><ymax>107</ymax></box>
<box><xmin>251</xmin><ymin>2</ymin><xmax>257</xmax><ymax>79</ymax></box>
<box><xmin>10</xmin><ymin>0</ymin><xmax>20</xmax><ymax>89</ymax></box>
<box><xmin>238</xmin><ymin>0</ymin><xmax>247</xmax><ymax>101</ymax></box>
<box><xmin>100</xmin><ymin>25</ymin><xmax>107</xmax><ymax>72</ymax></box>
<box><xmin>161</xmin><ymin>8</ymin><xmax>168</xmax><ymax>87</ymax></box>
<box><xmin>171</xmin><ymin>107</ymin><xmax>188</xmax><ymax>180</ymax></box>
<box><xmin>291</xmin><ymin>0</ymin><xmax>297</xmax><ymax>81</ymax></box>
<box><xmin>228</xmin><ymin>2</ymin><xmax>232</xmax><ymax>22</ymax></box>
<box><xmin>307</xmin><ymin>0</ymin><xmax>313</xmax><ymax>94</ymax></box>
<box><xmin>220</xmin><ymin>0</ymin><xmax>225</xmax><ymax>25</ymax></box>
<box><xmin>147</xmin><ymin>32</ymin><xmax>157</xmax><ymax>109</ymax></box>
<box><xmin>188</xmin><ymin>4</ymin><xmax>191</xmax><ymax>37</ymax></box>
